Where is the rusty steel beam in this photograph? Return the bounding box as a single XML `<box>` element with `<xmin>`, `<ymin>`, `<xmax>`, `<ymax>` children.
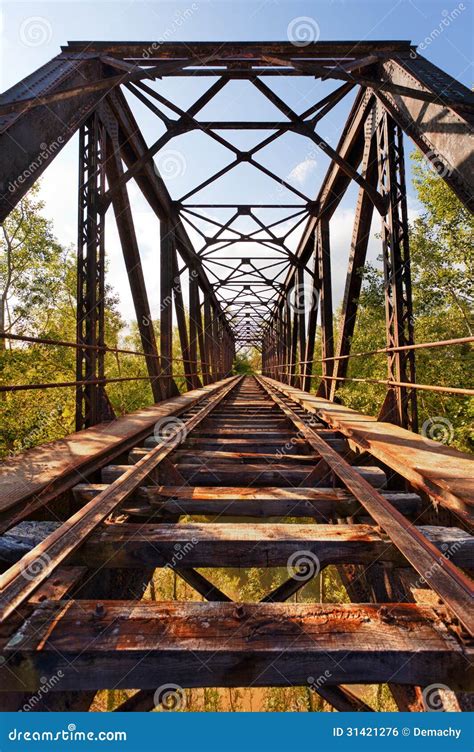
<box><xmin>376</xmin><ymin>109</ymin><xmax>417</xmax><ymax>431</ymax></box>
<box><xmin>378</xmin><ymin>54</ymin><xmax>474</xmax><ymax>211</ymax></box>
<box><xmin>100</xmin><ymin>104</ymin><xmax>163</xmax><ymax>403</ymax></box>
<box><xmin>0</xmin><ymin>56</ymin><xmax>108</xmax><ymax>222</ymax></box>
<box><xmin>75</xmin><ymin>113</ymin><xmax>113</xmax><ymax>430</ymax></box>
<box><xmin>330</xmin><ymin>113</ymin><xmax>379</xmax><ymax>400</ymax></box>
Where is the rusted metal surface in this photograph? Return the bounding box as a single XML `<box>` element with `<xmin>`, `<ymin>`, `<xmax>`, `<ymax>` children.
<box><xmin>1</xmin><ymin>39</ymin><xmax>473</xmax><ymax>707</ymax></box>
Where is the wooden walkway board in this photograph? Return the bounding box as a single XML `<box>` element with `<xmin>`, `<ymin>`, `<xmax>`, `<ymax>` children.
<box><xmin>264</xmin><ymin>377</ymin><xmax>474</xmax><ymax>518</ymax></box>
<box><xmin>3</xmin><ymin>601</ymin><xmax>472</xmax><ymax>692</ymax></box>
<box><xmin>0</xmin><ymin>377</ymin><xmax>235</xmax><ymax>532</ymax></box>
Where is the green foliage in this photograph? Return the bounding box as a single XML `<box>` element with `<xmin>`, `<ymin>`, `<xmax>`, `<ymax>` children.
<box><xmin>233</xmin><ymin>348</ymin><xmax>261</xmax><ymax>374</ymax></box>
<box><xmin>335</xmin><ymin>149</ymin><xmax>473</xmax><ymax>452</ymax></box>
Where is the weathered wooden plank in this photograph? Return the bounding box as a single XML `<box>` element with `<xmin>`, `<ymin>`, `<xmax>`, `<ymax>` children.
<box><xmin>259</xmin><ymin>376</ymin><xmax>474</xmax><ymax>635</ymax></box>
<box><xmin>3</xmin><ymin>601</ymin><xmax>471</xmax><ymax>691</ymax></box>
<box><xmin>132</xmin><ymin>449</ymin><xmax>322</xmax><ymax>465</ymax></box>
<box><xmin>0</xmin><ymin>378</ymin><xmax>240</xmax><ymax>623</ymax></box>
<box><xmin>2</xmin><ymin>522</ymin><xmax>470</xmax><ymax>570</ymax></box>
<box><xmin>263</xmin><ymin>377</ymin><xmax>474</xmax><ymax>520</ymax></box>
<box><xmin>71</xmin><ymin>484</ymin><xmax>422</xmax><ymax>519</ymax></box>
<box><xmin>167</xmin><ymin>463</ymin><xmax>387</xmax><ymax>488</ymax></box>
<box><xmin>0</xmin><ymin>376</ymin><xmax>237</xmax><ymax>533</ymax></box>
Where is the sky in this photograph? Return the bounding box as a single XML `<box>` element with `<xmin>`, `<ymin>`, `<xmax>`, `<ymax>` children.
<box><xmin>1</xmin><ymin>0</ymin><xmax>472</xmax><ymax>330</ymax></box>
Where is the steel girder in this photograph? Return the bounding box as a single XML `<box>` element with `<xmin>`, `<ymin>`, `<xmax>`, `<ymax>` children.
<box><xmin>1</xmin><ymin>41</ymin><xmax>472</xmax><ymax>428</ymax></box>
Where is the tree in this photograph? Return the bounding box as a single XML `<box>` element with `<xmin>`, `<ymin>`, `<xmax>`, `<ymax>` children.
<box><xmin>335</xmin><ymin>149</ymin><xmax>473</xmax><ymax>451</ymax></box>
<box><xmin>0</xmin><ymin>185</ymin><xmax>69</xmax><ymax>345</ymax></box>
<box><xmin>0</xmin><ymin>185</ymin><xmax>125</xmax><ymax>455</ymax></box>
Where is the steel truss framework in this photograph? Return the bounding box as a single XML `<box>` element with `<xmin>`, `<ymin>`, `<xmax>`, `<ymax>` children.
<box><xmin>0</xmin><ymin>40</ymin><xmax>473</xmax><ymax>715</ymax></box>
<box><xmin>0</xmin><ymin>40</ymin><xmax>473</xmax><ymax>427</ymax></box>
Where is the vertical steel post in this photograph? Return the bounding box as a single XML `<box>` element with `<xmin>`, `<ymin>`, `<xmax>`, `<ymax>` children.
<box><xmin>76</xmin><ymin>113</ymin><xmax>111</xmax><ymax>430</ymax></box>
<box><xmin>303</xmin><ymin>239</ymin><xmax>320</xmax><ymax>392</ymax></box>
<box><xmin>376</xmin><ymin>110</ymin><xmax>418</xmax><ymax>431</ymax></box>
<box><xmin>160</xmin><ymin>218</ymin><xmax>179</xmax><ymax>399</ymax></box>
<box><xmin>316</xmin><ymin>217</ymin><xmax>334</xmax><ymax>399</ymax></box>
<box><xmin>188</xmin><ymin>272</ymin><xmax>203</xmax><ymax>389</ymax></box>
<box><xmin>330</xmin><ymin>113</ymin><xmax>378</xmax><ymax>400</ymax></box>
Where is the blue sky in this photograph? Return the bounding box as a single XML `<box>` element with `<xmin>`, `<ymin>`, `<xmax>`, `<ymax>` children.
<box><xmin>1</xmin><ymin>0</ymin><xmax>472</xmax><ymax>325</ymax></box>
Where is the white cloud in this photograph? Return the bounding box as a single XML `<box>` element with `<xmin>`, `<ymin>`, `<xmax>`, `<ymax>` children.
<box><xmin>288</xmin><ymin>158</ymin><xmax>317</xmax><ymax>184</ymax></box>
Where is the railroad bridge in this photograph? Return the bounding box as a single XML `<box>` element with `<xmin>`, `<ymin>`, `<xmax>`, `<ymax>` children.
<box><xmin>0</xmin><ymin>41</ymin><xmax>473</xmax><ymax>712</ymax></box>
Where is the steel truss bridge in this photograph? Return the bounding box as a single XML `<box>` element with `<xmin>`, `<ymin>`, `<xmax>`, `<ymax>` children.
<box><xmin>0</xmin><ymin>40</ymin><xmax>473</xmax><ymax>712</ymax></box>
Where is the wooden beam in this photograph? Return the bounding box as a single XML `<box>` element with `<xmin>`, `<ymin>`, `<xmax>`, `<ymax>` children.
<box><xmin>2</xmin><ymin>522</ymin><xmax>470</xmax><ymax>570</ymax></box>
<box><xmin>258</xmin><ymin>377</ymin><xmax>474</xmax><ymax>635</ymax></box>
<box><xmin>0</xmin><ymin>377</ymin><xmax>239</xmax><ymax>622</ymax></box>
<box><xmin>3</xmin><ymin>601</ymin><xmax>471</xmax><ymax>691</ymax></box>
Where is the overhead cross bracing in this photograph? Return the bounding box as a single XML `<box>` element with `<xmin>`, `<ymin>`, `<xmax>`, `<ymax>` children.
<box><xmin>1</xmin><ymin>42</ymin><xmax>473</xmax><ymax>363</ymax></box>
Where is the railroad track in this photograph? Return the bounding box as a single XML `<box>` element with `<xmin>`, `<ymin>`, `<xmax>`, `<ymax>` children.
<box><xmin>0</xmin><ymin>375</ymin><xmax>472</xmax><ymax>711</ymax></box>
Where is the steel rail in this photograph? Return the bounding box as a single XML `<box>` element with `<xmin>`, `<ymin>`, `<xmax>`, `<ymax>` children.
<box><xmin>256</xmin><ymin>375</ymin><xmax>474</xmax><ymax>636</ymax></box>
<box><xmin>0</xmin><ymin>376</ymin><xmax>241</xmax><ymax>623</ymax></box>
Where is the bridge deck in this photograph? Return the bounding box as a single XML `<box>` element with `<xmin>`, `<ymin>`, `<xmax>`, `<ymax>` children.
<box><xmin>0</xmin><ymin>376</ymin><xmax>472</xmax><ymax>712</ymax></box>
<box><xmin>264</xmin><ymin>377</ymin><xmax>474</xmax><ymax>522</ymax></box>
